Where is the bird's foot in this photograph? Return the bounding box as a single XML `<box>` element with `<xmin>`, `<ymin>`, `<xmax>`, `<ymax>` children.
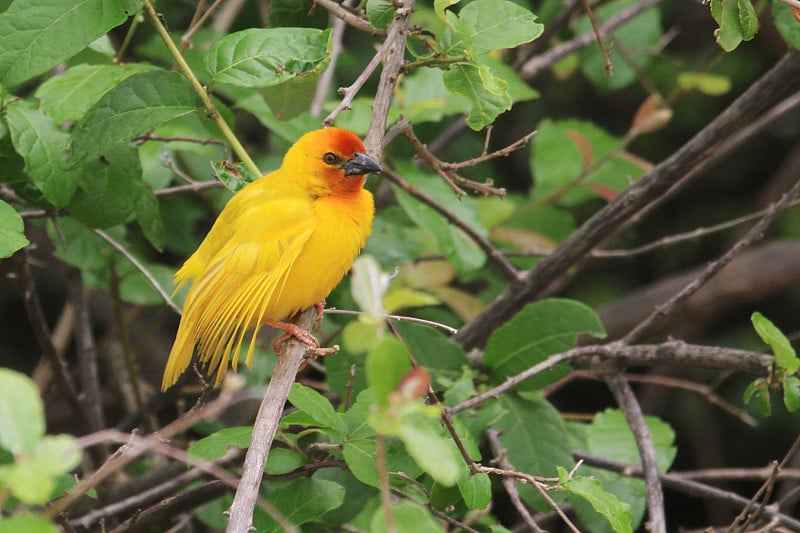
<box><xmin>263</xmin><ymin>318</ymin><xmax>320</xmax><ymax>354</ymax></box>
<box><xmin>313</xmin><ymin>299</ymin><xmax>326</xmax><ymax>332</ymax></box>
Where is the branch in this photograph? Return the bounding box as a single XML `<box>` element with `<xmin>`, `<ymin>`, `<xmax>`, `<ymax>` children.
<box><xmin>314</xmin><ymin>0</ymin><xmax>388</xmax><ymax>36</ymax></box>
<box><xmin>225</xmin><ymin>307</ymin><xmax>317</xmax><ymax>533</ymax></box>
<box><xmin>453</xmin><ymin>50</ymin><xmax>800</xmax><ymax>351</ymax></box>
<box><xmin>604</xmin><ymin>372</ymin><xmax>666</xmax><ymax>533</ymax></box>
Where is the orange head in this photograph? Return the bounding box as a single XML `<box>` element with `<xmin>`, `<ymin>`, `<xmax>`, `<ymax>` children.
<box><xmin>280</xmin><ymin>128</ymin><xmax>383</xmax><ymax>195</ymax></box>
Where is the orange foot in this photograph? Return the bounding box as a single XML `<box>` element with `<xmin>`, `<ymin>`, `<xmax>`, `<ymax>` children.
<box><xmin>263</xmin><ymin>318</ymin><xmax>320</xmax><ymax>354</ymax></box>
<box><xmin>313</xmin><ymin>299</ymin><xmax>326</xmax><ymax>332</ymax></box>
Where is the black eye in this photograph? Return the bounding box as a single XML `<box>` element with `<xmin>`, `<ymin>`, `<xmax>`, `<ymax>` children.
<box><xmin>323</xmin><ymin>152</ymin><xmax>339</xmax><ymax>165</ymax></box>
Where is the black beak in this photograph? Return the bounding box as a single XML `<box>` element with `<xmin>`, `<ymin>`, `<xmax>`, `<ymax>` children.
<box><xmin>342</xmin><ymin>152</ymin><xmax>383</xmax><ymax>176</ymax></box>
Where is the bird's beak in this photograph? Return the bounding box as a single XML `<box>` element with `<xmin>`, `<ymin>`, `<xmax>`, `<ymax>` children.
<box><xmin>342</xmin><ymin>152</ymin><xmax>383</xmax><ymax>176</ymax></box>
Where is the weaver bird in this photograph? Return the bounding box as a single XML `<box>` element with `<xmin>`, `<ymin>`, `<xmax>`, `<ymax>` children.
<box><xmin>162</xmin><ymin>128</ymin><xmax>382</xmax><ymax>390</ymax></box>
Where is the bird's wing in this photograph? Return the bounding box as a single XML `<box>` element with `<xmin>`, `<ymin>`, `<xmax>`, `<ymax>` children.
<box><xmin>164</xmin><ymin>187</ymin><xmax>316</xmax><ymax>388</ymax></box>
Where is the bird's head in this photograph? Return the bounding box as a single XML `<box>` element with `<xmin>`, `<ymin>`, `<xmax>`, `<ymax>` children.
<box><xmin>282</xmin><ymin>127</ymin><xmax>383</xmax><ymax>196</ymax></box>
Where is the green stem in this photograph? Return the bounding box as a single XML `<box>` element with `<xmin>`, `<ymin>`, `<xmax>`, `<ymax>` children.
<box><xmin>141</xmin><ymin>0</ymin><xmax>261</xmax><ymax>177</ymax></box>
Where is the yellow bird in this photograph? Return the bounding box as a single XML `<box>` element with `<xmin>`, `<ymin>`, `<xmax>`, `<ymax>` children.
<box><xmin>162</xmin><ymin>128</ymin><xmax>382</xmax><ymax>390</ymax></box>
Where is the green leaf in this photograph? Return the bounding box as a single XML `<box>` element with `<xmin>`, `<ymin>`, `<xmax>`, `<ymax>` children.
<box><xmin>264</xmin><ymin>448</ymin><xmax>308</xmax><ymax>475</ymax></box>
<box><xmin>367</xmin><ymin>0</ymin><xmax>395</xmax><ymax>29</ymax></box>
<box><xmin>0</xmin><ymin>199</ymin><xmax>28</xmax><ymax>257</ymax></box>
<box><xmin>784</xmin><ymin>376</ymin><xmax>800</xmax><ymax>413</ymax></box>
<box><xmin>393</xmin><ymin>320</ymin><xmax>469</xmax><ymax>389</ymax></box>
<box><xmin>737</xmin><ymin>0</ymin><xmax>758</xmax><ymax>40</ymax></box>
<box><xmin>773</xmin><ymin>1</ymin><xmax>800</xmax><ymax>50</ymax></box>
<box><xmin>259</xmin><ymin>60</ymin><xmax>327</xmax><ymax>120</ymax></box>
<box><xmin>365</xmin><ymin>337</ymin><xmax>412</xmax><ymax>406</ymax></box>
<box><xmin>370</xmin><ymin>501</ymin><xmax>443</xmax><ymax>533</ymax></box>
<box><xmin>0</xmin><ymin>368</ymin><xmax>44</xmax><ymax>453</ymax></box>
<box><xmin>35</xmin><ymin>63</ymin><xmax>155</xmax><ymax>124</ymax></box>
<box><xmin>484</xmin><ymin>299</ymin><xmax>605</xmax><ymax>390</ymax></box>
<box><xmin>744</xmin><ymin>378</ymin><xmax>772</xmax><ymax>417</ymax></box>
<box><xmin>211</xmin><ymin>159</ymin><xmax>258</xmax><ymax>193</ymax></box>
<box><xmin>64</xmin><ymin>70</ymin><xmax>201</xmax><ymax>169</ymax></box>
<box><xmin>458</xmin><ymin>472</ymin><xmax>491</xmax><ymax>509</ymax></box>
<box><xmin>253</xmin><ymin>477</ymin><xmax>344</xmax><ymax>532</ymax></box>
<box><xmin>0</xmin><ymin>434</ymin><xmax>80</xmax><ymax>504</ymax></box>
<box><xmin>587</xmin><ymin>409</ymin><xmax>676</xmax><ymax>472</ymax></box>
<box><xmin>752</xmin><ymin>312</ymin><xmax>799</xmax><ymax>372</ymax></box>
<box><xmin>342</xmin><ymin>437</ymin><xmax>422</xmax><ymax>489</ymax></box>
<box><xmin>496</xmin><ymin>393</ymin><xmax>574</xmax><ymax>506</ymax></box>
<box><xmin>117</xmin><ymin>261</ymin><xmax>175</xmax><ymax>306</ymax></box>
<box><xmin>710</xmin><ymin>0</ymin><xmax>757</xmax><ymax>51</ymax></box>
<box><xmin>288</xmin><ymin>383</ymin><xmax>345</xmax><ymax>434</ymax></box>
<box><xmin>206</xmin><ymin>28</ymin><xmax>331</xmax><ymax>88</ymax></box>
<box><xmin>676</xmin><ymin>72</ymin><xmax>731</xmax><ymax>96</ymax></box>
<box><xmin>442</xmin><ymin>62</ymin><xmax>512</xmax><ymax>130</ymax></box>
<box><xmin>351</xmin><ymin>254</ymin><xmax>389</xmax><ymax>318</ymax></box>
<box><xmin>6</xmin><ymin>102</ymin><xmax>81</xmax><ymax>207</ymax></box>
<box><xmin>68</xmin><ymin>143</ymin><xmax>143</xmax><ymax>228</ymax></box>
<box><xmin>187</xmin><ymin>426</ymin><xmax>252</xmax><ymax>461</ymax></box>
<box><xmin>135</xmin><ymin>183</ymin><xmax>165</xmax><ymax>251</ymax></box>
<box><xmin>0</xmin><ymin>513</ymin><xmax>57</xmax><ymax>533</ymax></box>
<box><xmin>456</xmin><ymin>0</ymin><xmax>543</xmax><ymax>55</ymax></box>
<box><xmin>559</xmin><ymin>470</ymin><xmax>633</xmax><ymax>533</ymax></box>
<box><xmin>0</xmin><ymin>0</ymin><xmax>141</xmax><ymax>86</ymax></box>
<box><xmin>398</xmin><ymin>415</ymin><xmax>462</xmax><ymax>486</ymax></box>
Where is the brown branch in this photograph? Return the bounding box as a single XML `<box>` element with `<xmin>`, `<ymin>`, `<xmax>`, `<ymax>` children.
<box><xmin>313</xmin><ymin>0</ymin><xmax>387</xmax><ymax>36</ymax></box>
<box><xmin>580</xmin><ymin>0</ymin><xmax>612</xmax><ymax>76</ymax></box>
<box><xmin>453</xmin><ymin>50</ymin><xmax>800</xmax><ymax>351</ymax></box>
<box><xmin>604</xmin><ymin>372</ymin><xmax>666</xmax><ymax>533</ymax></box>
<box><xmin>622</xmin><ymin>175</ymin><xmax>800</xmax><ymax>344</ymax></box>
<box><xmin>225</xmin><ymin>307</ymin><xmax>317</xmax><ymax>533</ymax></box>
<box><xmin>382</xmin><ymin>167</ymin><xmax>519</xmax><ymax>282</ymax></box>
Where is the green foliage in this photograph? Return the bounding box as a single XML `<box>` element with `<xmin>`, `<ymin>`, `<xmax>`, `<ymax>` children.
<box><xmin>557</xmin><ymin>466</ymin><xmax>633</xmax><ymax>533</ymax></box>
<box><xmin>0</xmin><ymin>199</ymin><xmax>28</xmax><ymax>257</ymax></box>
<box><xmin>710</xmin><ymin>0</ymin><xmax>758</xmax><ymax>51</ymax></box>
<box><xmin>773</xmin><ymin>1</ymin><xmax>800</xmax><ymax>50</ymax></box>
<box><xmin>745</xmin><ymin>313</ymin><xmax>800</xmax><ymax>414</ymax></box>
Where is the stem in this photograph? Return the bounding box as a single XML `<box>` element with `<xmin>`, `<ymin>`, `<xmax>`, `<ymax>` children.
<box><xmin>141</xmin><ymin>0</ymin><xmax>261</xmax><ymax>177</ymax></box>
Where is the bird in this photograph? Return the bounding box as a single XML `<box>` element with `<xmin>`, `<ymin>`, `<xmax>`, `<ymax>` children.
<box><xmin>161</xmin><ymin>127</ymin><xmax>382</xmax><ymax>391</ymax></box>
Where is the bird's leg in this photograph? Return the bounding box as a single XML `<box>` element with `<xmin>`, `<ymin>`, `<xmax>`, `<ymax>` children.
<box><xmin>263</xmin><ymin>317</ymin><xmax>320</xmax><ymax>354</ymax></box>
<box><xmin>313</xmin><ymin>299</ymin><xmax>326</xmax><ymax>332</ymax></box>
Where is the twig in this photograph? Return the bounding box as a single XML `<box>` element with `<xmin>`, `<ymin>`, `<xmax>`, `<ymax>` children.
<box><xmin>382</xmin><ymin>167</ymin><xmax>520</xmax><ymax>282</ymax></box>
<box><xmin>179</xmin><ymin>0</ymin><xmax>225</xmax><ymax>54</ymax></box>
<box><xmin>622</xmin><ymin>174</ymin><xmax>800</xmax><ymax>344</ymax></box>
<box><xmin>311</xmin><ymin>0</ymin><xmax>351</xmax><ymax>117</ymax></box>
<box><xmin>580</xmin><ymin>0</ymin><xmax>612</xmax><ymax>76</ymax></box>
<box><xmin>447</xmin><ymin>341</ymin><xmax>774</xmax><ymax>415</ymax></box>
<box><xmin>518</xmin><ymin>0</ymin><xmax>664</xmax><ymax>81</ymax></box>
<box><xmin>225</xmin><ymin>307</ymin><xmax>316</xmax><ymax>533</ymax></box>
<box><xmin>134</xmin><ymin>132</ymin><xmax>227</xmax><ymax>146</ymax></box>
<box><xmin>92</xmin><ymin>229</ymin><xmax>181</xmax><ymax>315</ymax></box>
<box><xmin>314</xmin><ymin>0</ymin><xmax>387</xmax><ymax>36</ymax></box>
<box><xmin>141</xmin><ymin>0</ymin><xmax>261</xmax><ymax>177</ymax></box>
<box><xmin>325</xmin><ymin>308</ymin><xmax>458</xmax><ymax>335</ymax></box>
<box><xmin>485</xmin><ymin>429</ymin><xmax>546</xmax><ymax>533</ymax></box>
<box><xmin>604</xmin><ymin>372</ymin><xmax>666</xmax><ymax>533</ymax></box>
<box><xmin>453</xmin><ymin>50</ymin><xmax>800</xmax><ymax>351</ymax></box>
<box><xmin>155</xmin><ymin>180</ymin><xmax>224</xmax><ymax>197</ymax></box>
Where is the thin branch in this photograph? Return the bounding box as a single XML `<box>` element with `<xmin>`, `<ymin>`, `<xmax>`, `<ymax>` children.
<box><xmin>311</xmin><ymin>0</ymin><xmax>351</xmax><ymax>117</ymax></box>
<box><xmin>314</xmin><ymin>0</ymin><xmax>387</xmax><ymax>36</ymax></box>
<box><xmin>604</xmin><ymin>372</ymin><xmax>666</xmax><ymax>533</ymax></box>
<box><xmin>155</xmin><ymin>180</ymin><xmax>224</xmax><ymax>197</ymax></box>
<box><xmin>580</xmin><ymin>0</ymin><xmax>612</xmax><ymax>76</ymax></box>
<box><xmin>225</xmin><ymin>307</ymin><xmax>316</xmax><ymax>533</ymax></box>
<box><xmin>134</xmin><ymin>132</ymin><xmax>226</xmax><ymax>146</ymax></box>
<box><xmin>179</xmin><ymin>0</ymin><xmax>225</xmax><ymax>54</ymax></box>
<box><xmin>622</xmin><ymin>174</ymin><xmax>800</xmax><ymax>344</ymax></box>
<box><xmin>382</xmin><ymin>167</ymin><xmax>520</xmax><ymax>282</ymax></box>
<box><xmin>92</xmin><ymin>229</ymin><xmax>181</xmax><ymax>315</ymax></box>
<box><xmin>325</xmin><ymin>308</ymin><xmax>459</xmax><ymax>335</ymax></box>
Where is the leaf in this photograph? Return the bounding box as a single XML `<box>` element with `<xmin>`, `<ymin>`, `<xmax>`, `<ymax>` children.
<box><xmin>0</xmin><ymin>513</ymin><xmax>58</xmax><ymax>533</ymax></box>
<box><xmin>773</xmin><ymin>1</ymin><xmax>800</xmax><ymax>50</ymax></box>
<box><xmin>743</xmin><ymin>378</ymin><xmax>772</xmax><ymax>416</ymax></box>
<box><xmin>365</xmin><ymin>337</ymin><xmax>412</xmax><ymax>406</ymax></box>
<box><xmin>6</xmin><ymin>102</ymin><xmax>81</xmax><ymax>207</ymax></box>
<box><xmin>35</xmin><ymin>63</ymin><xmax>155</xmax><ymax>124</ymax></box>
<box><xmin>0</xmin><ymin>368</ymin><xmax>44</xmax><ymax>453</ymax></box>
<box><xmin>398</xmin><ymin>415</ymin><xmax>462</xmax><ymax>486</ymax></box>
<box><xmin>206</xmin><ymin>28</ymin><xmax>331</xmax><ymax>88</ymax></box>
<box><xmin>0</xmin><ymin>0</ymin><xmax>141</xmax><ymax>86</ymax></box>
<box><xmin>751</xmin><ymin>312</ymin><xmax>800</xmax><ymax>373</ymax></box>
<box><xmin>264</xmin><ymin>448</ymin><xmax>308</xmax><ymax>475</ymax></box>
<box><xmin>187</xmin><ymin>426</ymin><xmax>252</xmax><ymax>461</ymax></box>
<box><xmin>0</xmin><ymin>199</ymin><xmax>28</xmax><ymax>257</ymax></box>
<box><xmin>559</xmin><ymin>469</ymin><xmax>633</xmax><ymax>533</ymax></box>
<box><xmin>68</xmin><ymin>143</ymin><xmax>143</xmax><ymax>228</ymax></box>
<box><xmin>443</xmin><ymin>62</ymin><xmax>512</xmax><ymax>130</ymax></box>
<box><xmin>64</xmin><ymin>70</ymin><xmax>201</xmax><ymax>169</ymax></box>
<box><xmin>483</xmin><ymin>299</ymin><xmax>606</xmax><ymax>390</ymax></box>
<box><xmin>456</xmin><ymin>0</ymin><xmax>543</xmax><ymax>55</ymax></box>
<box><xmin>253</xmin><ymin>477</ymin><xmax>344</xmax><ymax>532</ymax></box>
<box><xmin>783</xmin><ymin>376</ymin><xmax>800</xmax><ymax>413</ymax></box>
<box><xmin>587</xmin><ymin>409</ymin><xmax>676</xmax><ymax>472</ymax></box>
<box><xmin>710</xmin><ymin>0</ymin><xmax>757</xmax><ymax>51</ymax></box>
<box><xmin>342</xmin><ymin>437</ymin><xmax>422</xmax><ymax>489</ymax></box>
<box><xmin>630</xmin><ymin>94</ymin><xmax>672</xmax><ymax>135</ymax></box>
<box><xmin>135</xmin><ymin>183</ymin><xmax>165</xmax><ymax>251</ymax></box>
<box><xmin>0</xmin><ymin>434</ymin><xmax>81</xmax><ymax>504</ymax></box>
<box><xmin>676</xmin><ymin>72</ymin><xmax>732</xmax><ymax>96</ymax></box>
<box><xmin>288</xmin><ymin>383</ymin><xmax>346</xmax><ymax>434</ymax></box>
<box><xmin>370</xmin><ymin>501</ymin><xmax>443</xmax><ymax>533</ymax></box>
<box><xmin>211</xmin><ymin>159</ymin><xmax>258</xmax><ymax>193</ymax></box>
<box><xmin>351</xmin><ymin>255</ymin><xmax>390</xmax><ymax>317</ymax></box>
<box><xmin>737</xmin><ymin>0</ymin><xmax>758</xmax><ymax>40</ymax></box>
<box><xmin>367</xmin><ymin>0</ymin><xmax>395</xmax><ymax>30</ymax></box>
<box><xmin>392</xmin><ymin>320</ymin><xmax>469</xmax><ymax>389</ymax></box>
<box><xmin>458</xmin><ymin>472</ymin><xmax>491</xmax><ymax>509</ymax></box>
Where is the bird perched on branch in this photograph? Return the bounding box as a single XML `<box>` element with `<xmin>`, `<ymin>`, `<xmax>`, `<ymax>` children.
<box><xmin>161</xmin><ymin>128</ymin><xmax>382</xmax><ymax>390</ymax></box>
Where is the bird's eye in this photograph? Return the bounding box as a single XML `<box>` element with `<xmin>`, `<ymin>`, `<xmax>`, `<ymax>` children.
<box><xmin>323</xmin><ymin>152</ymin><xmax>339</xmax><ymax>165</ymax></box>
